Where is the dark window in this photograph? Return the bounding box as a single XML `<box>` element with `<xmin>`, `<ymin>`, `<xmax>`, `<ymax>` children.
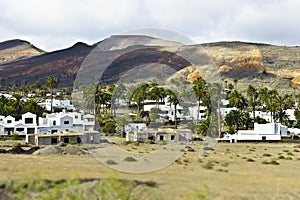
<box><xmin>16</xmin><ymin>128</ymin><xmax>24</xmax><ymax>132</ymax></box>
<box><xmin>262</xmin><ymin>136</ymin><xmax>266</xmax><ymax>140</ymax></box>
<box><xmin>51</xmin><ymin>129</ymin><xmax>58</xmax><ymax>134</ymax></box>
<box><xmin>63</xmin><ymin>138</ymin><xmax>69</xmax><ymax>143</ymax></box>
<box><xmin>25</xmin><ymin>118</ymin><xmax>33</xmax><ymax>124</ymax></box>
<box><xmin>53</xmin><ymin>121</ymin><xmax>56</xmax><ymax>126</ymax></box>
<box><xmin>64</xmin><ymin>121</ymin><xmax>70</xmax><ymax>125</ymax></box>
<box><xmin>75</xmin><ymin>116</ymin><xmax>78</xmax><ymax>119</ymax></box>
<box><xmin>7</xmin><ymin>120</ymin><xmax>12</xmax><ymax>123</ymax></box>
<box><xmin>27</xmin><ymin>128</ymin><xmax>35</xmax><ymax>134</ymax></box>
<box><xmin>171</xmin><ymin>135</ymin><xmax>175</xmax><ymax>140</ymax></box>
<box><xmin>51</xmin><ymin>138</ymin><xmax>58</xmax><ymax>144</ymax></box>
<box><xmin>159</xmin><ymin>135</ymin><xmax>164</xmax><ymax>140</ymax></box>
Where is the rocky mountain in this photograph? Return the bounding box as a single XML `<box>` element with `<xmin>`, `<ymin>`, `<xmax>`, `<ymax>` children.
<box><xmin>0</xmin><ymin>39</ymin><xmax>44</xmax><ymax>64</ymax></box>
<box><xmin>0</xmin><ymin>36</ymin><xmax>299</xmax><ymax>92</ymax></box>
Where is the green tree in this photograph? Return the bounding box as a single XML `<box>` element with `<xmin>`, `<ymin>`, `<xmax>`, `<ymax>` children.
<box><xmin>166</xmin><ymin>89</ymin><xmax>180</xmax><ymax>129</ymax></box>
<box><xmin>132</xmin><ymin>84</ymin><xmax>149</xmax><ymax>112</ymax></box>
<box><xmin>224</xmin><ymin>110</ymin><xmax>244</xmax><ymax>133</ymax></box>
<box><xmin>197</xmin><ymin>118</ymin><xmax>210</xmax><ymax>136</ymax></box>
<box><xmin>192</xmin><ymin>77</ymin><xmax>209</xmax><ymax>124</ymax></box>
<box><xmin>46</xmin><ymin>75</ymin><xmax>58</xmax><ymax>113</ymax></box>
<box><xmin>24</xmin><ymin>98</ymin><xmax>43</xmax><ymax>117</ymax></box>
<box><xmin>247</xmin><ymin>85</ymin><xmax>258</xmax><ymax>120</ymax></box>
<box><xmin>229</xmin><ymin>90</ymin><xmax>247</xmax><ymax>111</ymax></box>
<box><xmin>11</xmin><ymin>94</ymin><xmax>24</xmax><ymax>120</ymax></box>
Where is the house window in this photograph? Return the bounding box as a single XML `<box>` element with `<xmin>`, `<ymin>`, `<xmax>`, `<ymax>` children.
<box><xmin>27</xmin><ymin>128</ymin><xmax>35</xmax><ymax>134</ymax></box>
<box><xmin>171</xmin><ymin>135</ymin><xmax>175</xmax><ymax>140</ymax></box>
<box><xmin>53</xmin><ymin>121</ymin><xmax>56</xmax><ymax>126</ymax></box>
<box><xmin>7</xmin><ymin>120</ymin><xmax>12</xmax><ymax>123</ymax></box>
<box><xmin>75</xmin><ymin>115</ymin><xmax>78</xmax><ymax>119</ymax></box>
<box><xmin>63</xmin><ymin>138</ymin><xmax>69</xmax><ymax>143</ymax></box>
<box><xmin>262</xmin><ymin>136</ymin><xmax>266</xmax><ymax>140</ymax></box>
<box><xmin>159</xmin><ymin>135</ymin><xmax>164</xmax><ymax>140</ymax></box>
<box><xmin>51</xmin><ymin>129</ymin><xmax>58</xmax><ymax>134</ymax></box>
<box><xmin>64</xmin><ymin>121</ymin><xmax>70</xmax><ymax>125</ymax></box>
<box><xmin>16</xmin><ymin>128</ymin><xmax>24</xmax><ymax>132</ymax></box>
<box><xmin>25</xmin><ymin>118</ymin><xmax>33</xmax><ymax>124</ymax></box>
<box><xmin>51</xmin><ymin>138</ymin><xmax>58</xmax><ymax>144</ymax></box>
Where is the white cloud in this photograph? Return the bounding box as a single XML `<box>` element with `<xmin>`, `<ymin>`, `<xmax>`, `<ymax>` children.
<box><xmin>0</xmin><ymin>0</ymin><xmax>300</xmax><ymax>51</ymax></box>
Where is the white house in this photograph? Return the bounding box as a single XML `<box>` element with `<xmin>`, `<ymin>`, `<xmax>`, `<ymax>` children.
<box><xmin>188</xmin><ymin>105</ymin><xmax>207</xmax><ymax>121</ymax></box>
<box><xmin>286</xmin><ymin>109</ymin><xmax>296</xmax><ymax>121</ymax></box>
<box><xmin>125</xmin><ymin>123</ymin><xmax>148</xmax><ymax>141</ymax></box>
<box><xmin>250</xmin><ymin>111</ymin><xmax>273</xmax><ymax>122</ymax></box>
<box><xmin>26</xmin><ymin>131</ymin><xmax>100</xmax><ymax>145</ymax></box>
<box><xmin>220</xmin><ymin>107</ymin><xmax>237</xmax><ymax>117</ymax></box>
<box><xmin>125</xmin><ymin>123</ymin><xmax>192</xmax><ymax>142</ymax></box>
<box><xmin>42</xmin><ymin>99</ymin><xmax>75</xmax><ymax>111</ymax></box>
<box><xmin>0</xmin><ymin>113</ymin><xmax>37</xmax><ymax>135</ymax></box>
<box><xmin>38</xmin><ymin>112</ymin><xmax>95</xmax><ymax>134</ymax></box>
<box><xmin>0</xmin><ymin>111</ymin><xmax>95</xmax><ymax>136</ymax></box>
<box><xmin>218</xmin><ymin>123</ymin><xmax>288</xmax><ymax>143</ymax></box>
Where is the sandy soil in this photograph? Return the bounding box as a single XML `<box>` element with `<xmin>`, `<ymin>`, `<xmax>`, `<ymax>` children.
<box><xmin>1</xmin><ymin>140</ymin><xmax>300</xmax><ymax>199</ymax></box>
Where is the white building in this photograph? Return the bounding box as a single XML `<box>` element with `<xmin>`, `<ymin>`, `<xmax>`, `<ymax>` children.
<box><xmin>220</xmin><ymin>107</ymin><xmax>237</xmax><ymax>117</ymax></box>
<box><xmin>0</xmin><ymin>112</ymin><xmax>37</xmax><ymax>135</ymax></box>
<box><xmin>188</xmin><ymin>105</ymin><xmax>207</xmax><ymax>121</ymax></box>
<box><xmin>125</xmin><ymin>123</ymin><xmax>192</xmax><ymax>142</ymax></box>
<box><xmin>218</xmin><ymin>123</ymin><xmax>288</xmax><ymax>143</ymax></box>
<box><xmin>0</xmin><ymin>111</ymin><xmax>95</xmax><ymax>136</ymax></box>
<box><xmin>125</xmin><ymin>123</ymin><xmax>148</xmax><ymax>142</ymax></box>
<box><xmin>38</xmin><ymin>111</ymin><xmax>95</xmax><ymax>134</ymax></box>
<box><xmin>286</xmin><ymin>109</ymin><xmax>296</xmax><ymax>121</ymax></box>
<box><xmin>41</xmin><ymin>99</ymin><xmax>75</xmax><ymax>111</ymax></box>
<box><xmin>143</xmin><ymin>101</ymin><xmax>185</xmax><ymax>121</ymax></box>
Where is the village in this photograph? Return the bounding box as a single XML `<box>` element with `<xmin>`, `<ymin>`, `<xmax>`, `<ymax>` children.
<box><xmin>0</xmin><ymin>76</ymin><xmax>299</xmax><ymax>147</ymax></box>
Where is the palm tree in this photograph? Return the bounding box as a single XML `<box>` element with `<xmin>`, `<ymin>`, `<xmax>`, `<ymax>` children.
<box><xmin>273</xmin><ymin>94</ymin><xmax>292</xmax><ymax>124</ymax></box>
<box><xmin>247</xmin><ymin>85</ymin><xmax>258</xmax><ymax>120</ymax></box>
<box><xmin>24</xmin><ymin>98</ymin><xmax>43</xmax><ymax>116</ymax></box>
<box><xmin>229</xmin><ymin>90</ymin><xmax>247</xmax><ymax>111</ymax></box>
<box><xmin>11</xmin><ymin>94</ymin><xmax>24</xmax><ymax>120</ymax></box>
<box><xmin>148</xmin><ymin>86</ymin><xmax>165</xmax><ymax>107</ymax></box>
<box><xmin>197</xmin><ymin>118</ymin><xmax>210</xmax><ymax>136</ymax></box>
<box><xmin>132</xmin><ymin>84</ymin><xmax>149</xmax><ymax>112</ymax></box>
<box><xmin>46</xmin><ymin>75</ymin><xmax>58</xmax><ymax>113</ymax></box>
<box><xmin>224</xmin><ymin>110</ymin><xmax>244</xmax><ymax>133</ymax></box>
<box><xmin>166</xmin><ymin>89</ymin><xmax>180</xmax><ymax>129</ymax></box>
<box><xmin>192</xmin><ymin>77</ymin><xmax>208</xmax><ymax>124</ymax></box>
<box><xmin>83</xmin><ymin>84</ymin><xmax>98</xmax><ymax>114</ymax></box>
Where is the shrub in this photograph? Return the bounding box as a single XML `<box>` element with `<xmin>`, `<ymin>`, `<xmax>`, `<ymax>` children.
<box><xmin>124</xmin><ymin>156</ymin><xmax>137</xmax><ymax>162</ymax></box>
<box><xmin>106</xmin><ymin>159</ymin><xmax>118</xmax><ymax>165</ymax></box>
<box><xmin>69</xmin><ymin>141</ymin><xmax>77</xmax><ymax>145</ymax></box>
<box><xmin>262</xmin><ymin>153</ymin><xmax>272</xmax><ymax>157</ymax></box>
<box><xmin>221</xmin><ymin>162</ymin><xmax>229</xmax><ymax>167</ymax></box>
<box><xmin>102</xmin><ymin>121</ymin><xmax>116</xmax><ymax>134</ymax></box>
<box><xmin>10</xmin><ymin>133</ymin><xmax>20</xmax><ymax>140</ymax></box>
<box><xmin>262</xmin><ymin>160</ymin><xmax>280</xmax><ymax>165</ymax></box>
<box><xmin>202</xmin><ymin>160</ymin><xmax>214</xmax><ymax>169</ymax></box>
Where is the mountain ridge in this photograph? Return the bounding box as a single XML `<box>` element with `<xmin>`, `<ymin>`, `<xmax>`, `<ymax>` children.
<box><xmin>0</xmin><ymin>36</ymin><xmax>299</xmax><ymax>91</ymax></box>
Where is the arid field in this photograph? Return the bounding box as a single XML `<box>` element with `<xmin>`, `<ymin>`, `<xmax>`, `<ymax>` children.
<box><xmin>1</xmin><ymin>139</ymin><xmax>300</xmax><ymax>199</ymax></box>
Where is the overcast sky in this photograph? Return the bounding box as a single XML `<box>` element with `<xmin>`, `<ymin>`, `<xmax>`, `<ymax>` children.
<box><xmin>1</xmin><ymin>0</ymin><xmax>299</xmax><ymax>51</ymax></box>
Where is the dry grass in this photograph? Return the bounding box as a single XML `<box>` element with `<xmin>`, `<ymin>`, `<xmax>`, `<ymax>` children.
<box><xmin>0</xmin><ymin>141</ymin><xmax>300</xmax><ymax>199</ymax></box>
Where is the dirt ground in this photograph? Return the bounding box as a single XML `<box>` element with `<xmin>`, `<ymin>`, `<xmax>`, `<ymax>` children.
<box><xmin>1</xmin><ymin>140</ymin><xmax>300</xmax><ymax>199</ymax></box>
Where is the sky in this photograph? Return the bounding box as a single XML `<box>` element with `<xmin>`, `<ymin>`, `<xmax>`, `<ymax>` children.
<box><xmin>1</xmin><ymin>0</ymin><xmax>300</xmax><ymax>51</ymax></box>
